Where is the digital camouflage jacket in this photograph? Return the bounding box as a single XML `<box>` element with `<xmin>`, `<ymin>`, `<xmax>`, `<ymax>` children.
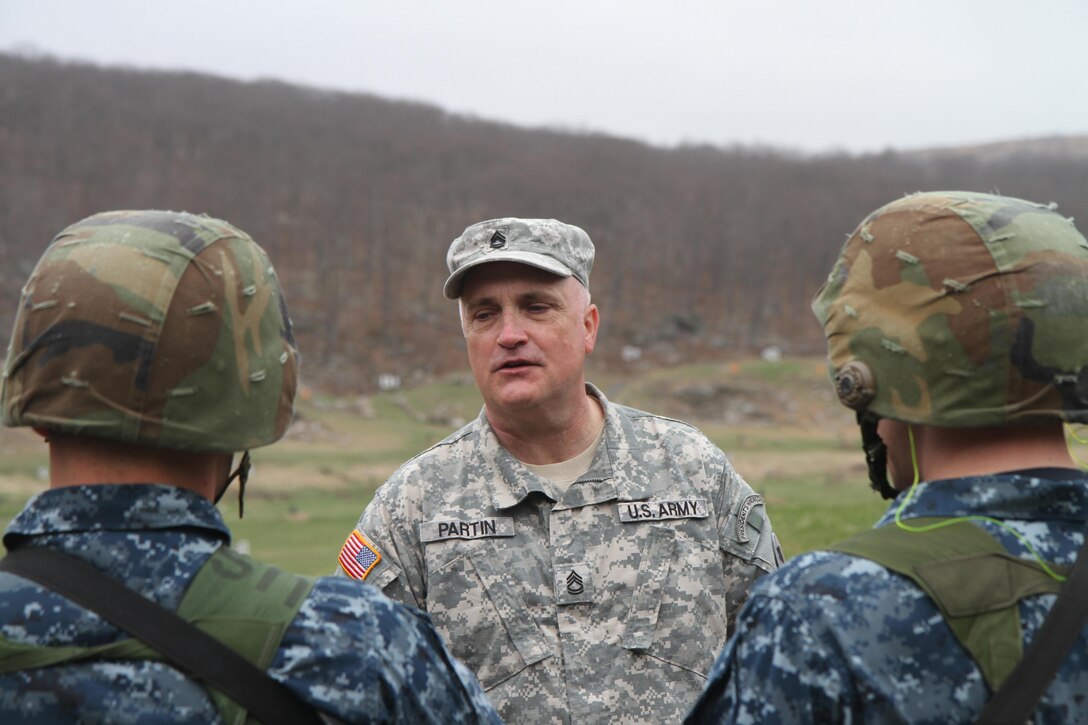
<box><xmin>686</xmin><ymin>470</ymin><xmax>1088</xmax><ymax>724</ymax></box>
<box><xmin>345</xmin><ymin>385</ymin><xmax>781</xmax><ymax>723</ymax></box>
<box><xmin>0</xmin><ymin>484</ymin><xmax>501</xmax><ymax>724</ymax></box>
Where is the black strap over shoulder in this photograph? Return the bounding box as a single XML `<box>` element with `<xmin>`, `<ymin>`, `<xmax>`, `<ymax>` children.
<box><xmin>975</xmin><ymin>531</ymin><xmax>1088</xmax><ymax>724</ymax></box>
<box><xmin>0</xmin><ymin>547</ymin><xmax>322</xmax><ymax>725</ymax></box>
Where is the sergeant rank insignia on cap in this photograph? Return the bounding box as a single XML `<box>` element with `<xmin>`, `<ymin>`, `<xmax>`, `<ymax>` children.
<box><xmin>339</xmin><ymin>530</ymin><xmax>382</xmax><ymax>580</ymax></box>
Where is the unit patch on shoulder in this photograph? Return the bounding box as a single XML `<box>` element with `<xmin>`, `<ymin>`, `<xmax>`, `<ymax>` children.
<box><xmin>618</xmin><ymin>498</ymin><xmax>709</xmax><ymax>523</ymax></box>
<box><xmin>339</xmin><ymin>530</ymin><xmax>382</xmax><ymax>581</ymax></box>
<box><xmin>736</xmin><ymin>494</ymin><xmax>765</xmax><ymax>543</ymax></box>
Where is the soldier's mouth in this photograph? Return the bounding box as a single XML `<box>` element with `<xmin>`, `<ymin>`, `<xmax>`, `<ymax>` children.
<box><xmin>496</xmin><ymin>360</ymin><xmax>537</xmax><ymax>371</ymax></box>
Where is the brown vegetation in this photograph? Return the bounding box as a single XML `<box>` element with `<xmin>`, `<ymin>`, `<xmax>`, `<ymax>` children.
<box><xmin>2</xmin><ymin>53</ymin><xmax>1087</xmax><ymax>390</ymax></box>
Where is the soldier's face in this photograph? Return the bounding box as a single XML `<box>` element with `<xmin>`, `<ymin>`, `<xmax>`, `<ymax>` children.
<box><xmin>460</xmin><ymin>262</ymin><xmax>598</xmax><ymax>421</ymax></box>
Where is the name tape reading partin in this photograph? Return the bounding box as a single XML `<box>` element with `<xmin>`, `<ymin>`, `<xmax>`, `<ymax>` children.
<box><xmin>420</xmin><ymin>517</ymin><xmax>516</xmax><ymax>542</ymax></box>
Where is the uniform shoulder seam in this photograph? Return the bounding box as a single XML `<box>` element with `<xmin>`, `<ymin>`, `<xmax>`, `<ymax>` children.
<box><xmin>396</xmin><ymin>424</ymin><xmax>474</xmax><ymax>468</ymax></box>
<box><xmin>614</xmin><ymin>403</ymin><xmax>704</xmax><ymax>433</ymax></box>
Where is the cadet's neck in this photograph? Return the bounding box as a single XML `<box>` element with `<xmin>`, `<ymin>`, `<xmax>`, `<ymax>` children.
<box><xmin>489</xmin><ymin>393</ymin><xmax>605</xmax><ymax>465</ymax></box>
<box><xmin>910</xmin><ymin>421</ymin><xmax>1076</xmax><ymax>485</ymax></box>
<box><xmin>46</xmin><ymin>434</ymin><xmax>232</xmax><ymax>501</ymax></box>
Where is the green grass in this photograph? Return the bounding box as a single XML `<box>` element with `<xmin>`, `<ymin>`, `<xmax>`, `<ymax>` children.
<box><xmin>395</xmin><ymin>378</ymin><xmax>482</xmax><ymax>421</ymax></box>
<box><xmin>756</xmin><ymin>474</ymin><xmax>890</xmax><ymax>558</ymax></box>
<box><xmin>219</xmin><ymin>487</ymin><xmax>375</xmax><ymax>576</ymax></box>
<box><xmin>706</xmin><ymin>430</ymin><xmax>852</xmax><ymax>453</ymax></box>
<box><xmin>738</xmin><ymin>358</ymin><xmax>821</xmax><ymax>384</ymax></box>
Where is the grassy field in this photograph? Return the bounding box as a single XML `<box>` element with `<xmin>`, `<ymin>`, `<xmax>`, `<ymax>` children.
<box><xmin>0</xmin><ymin>356</ymin><xmax>891</xmax><ymax>575</ymax></box>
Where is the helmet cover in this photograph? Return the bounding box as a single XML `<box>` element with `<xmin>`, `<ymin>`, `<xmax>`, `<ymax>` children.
<box><xmin>2</xmin><ymin>210</ymin><xmax>299</xmax><ymax>452</ymax></box>
<box><xmin>813</xmin><ymin>191</ymin><xmax>1088</xmax><ymax>427</ymax></box>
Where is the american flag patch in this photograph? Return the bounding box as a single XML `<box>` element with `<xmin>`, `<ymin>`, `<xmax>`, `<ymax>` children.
<box><xmin>338</xmin><ymin>530</ymin><xmax>382</xmax><ymax>580</ymax></box>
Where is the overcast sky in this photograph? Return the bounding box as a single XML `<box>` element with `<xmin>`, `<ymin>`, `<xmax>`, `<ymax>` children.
<box><xmin>3</xmin><ymin>0</ymin><xmax>1086</xmax><ymax>154</ymax></box>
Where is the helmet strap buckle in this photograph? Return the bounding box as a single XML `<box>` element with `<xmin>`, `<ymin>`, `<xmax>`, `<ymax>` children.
<box><xmin>225</xmin><ymin>451</ymin><xmax>252</xmax><ymax>518</ymax></box>
<box><xmin>858</xmin><ymin>412</ymin><xmax>897</xmax><ymax>499</ymax></box>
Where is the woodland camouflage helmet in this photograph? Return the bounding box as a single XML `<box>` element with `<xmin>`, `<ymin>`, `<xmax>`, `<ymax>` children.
<box><xmin>813</xmin><ymin>191</ymin><xmax>1088</xmax><ymax>496</ymax></box>
<box><xmin>2</xmin><ymin>210</ymin><xmax>299</xmax><ymax>453</ymax></box>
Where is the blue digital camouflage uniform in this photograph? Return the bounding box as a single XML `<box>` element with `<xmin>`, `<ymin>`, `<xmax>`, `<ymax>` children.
<box><xmin>0</xmin><ymin>484</ymin><xmax>502</xmax><ymax>724</ymax></box>
<box><xmin>686</xmin><ymin>469</ymin><xmax>1088</xmax><ymax>724</ymax></box>
<box><xmin>346</xmin><ymin>384</ymin><xmax>782</xmax><ymax>724</ymax></box>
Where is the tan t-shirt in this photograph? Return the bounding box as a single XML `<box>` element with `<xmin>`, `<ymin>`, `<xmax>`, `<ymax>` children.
<box><xmin>522</xmin><ymin>423</ymin><xmax>606</xmax><ymax>492</ymax></box>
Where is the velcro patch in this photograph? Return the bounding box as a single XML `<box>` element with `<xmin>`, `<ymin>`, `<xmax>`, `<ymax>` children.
<box><xmin>554</xmin><ymin>562</ymin><xmax>594</xmax><ymax>605</ymax></box>
<box><xmin>618</xmin><ymin>498</ymin><xmax>708</xmax><ymax>523</ymax></box>
<box><xmin>736</xmin><ymin>494</ymin><xmax>765</xmax><ymax>543</ymax></box>
<box><xmin>339</xmin><ymin>530</ymin><xmax>382</xmax><ymax>581</ymax></box>
<box><xmin>419</xmin><ymin>517</ymin><xmax>515</xmax><ymax>543</ymax></box>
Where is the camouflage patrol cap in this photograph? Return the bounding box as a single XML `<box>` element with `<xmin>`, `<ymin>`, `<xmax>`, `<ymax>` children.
<box><xmin>813</xmin><ymin>191</ymin><xmax>1088</xmax><ymax>427</ymax></box>
<box><xmin>443</xmin><ymin>218</ymin><xmax>594</xmax><ymax>299</ymax></box>
<box><xmin>2</xmin><ymin>210</ymin><xmax>299</xmax><ymax>452</ymax></box>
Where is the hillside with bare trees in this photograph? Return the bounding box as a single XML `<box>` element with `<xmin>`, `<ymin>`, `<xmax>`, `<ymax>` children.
<box><xmin>2</xmin><ymin>53</ymin><xmax>1087</xmax><ymax>389</ymax></box>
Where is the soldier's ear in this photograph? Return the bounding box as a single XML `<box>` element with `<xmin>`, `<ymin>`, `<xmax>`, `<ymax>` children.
<box><xmin>32</xmin><ymin>427</ymin><xmax>51</xmax><ymax>443</ymax></box>
<box><xmin>583</xmin><ymin>304</ymin><xmax>599</xmax><ymax>354</ymax></box>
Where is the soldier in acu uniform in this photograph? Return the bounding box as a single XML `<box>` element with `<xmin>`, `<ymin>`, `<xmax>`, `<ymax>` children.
<box><xmin>0</xmin><ymin>210</ymin><xmax>500</xmax><ymax>724</ymax></box>
<box><xmin>340</xmin><ymin>218</ymin><xmax>782</xmax><ymax>723</ymax></box>
<box><xmin>688</xmin><ymin>191</ymin><xmax>1088</xmax><ymax>723</ymax></box>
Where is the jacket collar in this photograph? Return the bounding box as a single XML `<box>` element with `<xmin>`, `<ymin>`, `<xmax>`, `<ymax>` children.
<box><xmin>480</xmin><ymin>383</ymin><xmax>655</xmax><ymax>511</ymax></box>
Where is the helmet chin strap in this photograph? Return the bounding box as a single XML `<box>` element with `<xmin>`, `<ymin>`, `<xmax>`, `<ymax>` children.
<box><xmin>215</xmin><ymin>451</ymin><xmax>252</xmax><ymax>518</ymax></box>
<box><xmin>857</xmin><ymin>412</ymin><xmax>897</xmax><ymax>499</ymax></box>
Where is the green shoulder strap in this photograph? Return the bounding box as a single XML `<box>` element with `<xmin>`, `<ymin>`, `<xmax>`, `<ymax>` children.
<box><xmin>827</xmin><ymin>518</ymin><xmax>1067</xmax><ymax>692</ymax></box>
<box><xmin>0</xmin><ymin>546</ymin><xmax>315</xmax><ymax>725</ymax></box>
